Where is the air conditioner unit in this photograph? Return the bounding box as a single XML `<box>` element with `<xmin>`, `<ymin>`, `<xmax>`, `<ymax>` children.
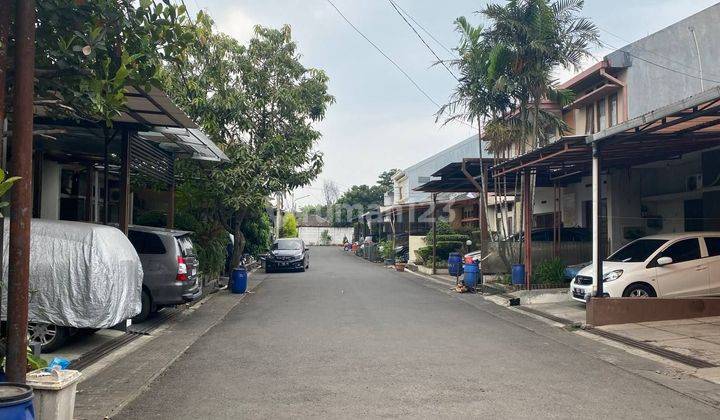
<box><xmin>686</xmin><ymin>174</ymin><xmax>702</xmax><ymax>192</ymax></box>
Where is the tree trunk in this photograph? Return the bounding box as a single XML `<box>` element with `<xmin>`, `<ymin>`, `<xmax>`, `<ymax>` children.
<box><xmin>230</xmin><ymin>207</ymin><xmax>248</xmax><ymax>268</ymax></box>
<box><xmin>477</xmin><ymin>119</ymin><xmax>491</xmax><ymax>254</ymax></box>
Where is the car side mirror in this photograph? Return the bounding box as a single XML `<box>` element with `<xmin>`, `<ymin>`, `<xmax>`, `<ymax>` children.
<box><xmin>657</xmin><ymin>256</ymin><xmax>673</xmax><ymax>266</ymax></box>
<box><xmin>304</xmin><ymin>246</ymin><xmax>310</xmax><ymax>252</ymax></box>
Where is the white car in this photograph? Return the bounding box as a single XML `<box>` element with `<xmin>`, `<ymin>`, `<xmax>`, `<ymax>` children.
<box><xmin>570</xmin><ymin>232</ymin><xmax>720</xmax><ymax>302</ymax></box>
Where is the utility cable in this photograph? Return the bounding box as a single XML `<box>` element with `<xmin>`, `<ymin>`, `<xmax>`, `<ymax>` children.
<box><xmin>386</xmin><ymin>0</ymin><xmax>458</xmax><ymax>82</ymax></box>
<box><xmin>324</xmin><ymin>0</ymin><xmax>441</xmax><ymax>109</ymax></box>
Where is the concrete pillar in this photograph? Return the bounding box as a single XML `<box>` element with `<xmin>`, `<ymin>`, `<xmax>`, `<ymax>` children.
<box><xmin>593</xmin><ymin>144</ymin><xmax>604</xmax><ymax>297</ymax></box>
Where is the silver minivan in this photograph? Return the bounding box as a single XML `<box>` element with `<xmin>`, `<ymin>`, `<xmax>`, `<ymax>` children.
<box><xmin>128</xmin><ymin>226</ymin><xmax>202</xmax><ymax>322</ymax></box>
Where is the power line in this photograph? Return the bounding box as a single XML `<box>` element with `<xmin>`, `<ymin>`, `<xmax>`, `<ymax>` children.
<box><xmin>386</xmin><ymin>0</ymin><xmax>458</xmax><ymax>82</ymax></box>
<box><xmin>323</xmin><ymin>0</ymin><xmax>441</xmax><ymax>109</ymax></box>
<box><xmin>598</xmin><ymin>26</ymin><xmax>720</xmax><ymax>81</ymax></box>
<box><xmin>598</xmin><ymin>39</ymin><xmax>720</xmax><ymax>85</ymax></box>
<box><xmin>387</xmin><ymin>0</ymin><xmax>455</xmax><ymax>56</ymax></box>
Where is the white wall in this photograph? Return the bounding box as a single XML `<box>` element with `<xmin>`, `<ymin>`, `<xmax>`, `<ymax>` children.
<box><xmin>298</xmin><ymin>227</ymin><xmax>354</xmax><ymax>245</ymax></box>
<box><xmin>41</xmin><ymin>160</ymin><xmax>61</xmax><ymax>220</ymax></box>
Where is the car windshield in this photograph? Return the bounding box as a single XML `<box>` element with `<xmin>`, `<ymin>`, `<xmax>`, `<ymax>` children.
<box><xmin>607</xmin><ymin>239</ymin><xmax>667</xmax><ymax>262</ymax></box>
<box><xmin>273</xmin><ymin>240</ymin><xmax>302</xmax><ymax>250</ymax></box>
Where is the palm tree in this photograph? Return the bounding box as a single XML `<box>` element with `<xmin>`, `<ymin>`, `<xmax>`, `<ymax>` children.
<box><xmin>483</xmin><ymin>0</ymin><xmax>599</xmax><ymax>150</ymax></box>
<box><xmin>437</xmin><ymin>17</ymin><xmax>511</xmax><ymax>254</ymax></box>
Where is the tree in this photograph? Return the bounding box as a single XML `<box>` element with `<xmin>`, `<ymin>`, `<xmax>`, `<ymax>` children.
<box><xmin>31</xmin><ymin>1</ymin><xmax>195</xmax><ymax>126</ymax></box>
<box><xmin>281</xmin><ymin>213</ymin><xmax>298</xmax><ymax>238</ymax></box>
<box><xmin>321</xmin><ymin>180</ymin><xmax>340</xmax><ymax>207</ymax></box>
<box><xmin>377</xmin><ymin>169</ymin><xmax>399</xmax><ymax>194</ymax></box>
<box><xmin>164</xmin><ymin>17</ymin><xmax>334</xmax><ymax>267</ymax></box>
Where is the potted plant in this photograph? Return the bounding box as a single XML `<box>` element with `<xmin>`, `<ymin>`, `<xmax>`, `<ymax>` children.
<box><xmin>395</xmin><ymin>257</ymin><xmax>406</xmax><ymax>272</ymax></box>
<box><xmin>380</xmin><ymin>240</ymin><xmax>394</xmax><ymax>265</ymax></box>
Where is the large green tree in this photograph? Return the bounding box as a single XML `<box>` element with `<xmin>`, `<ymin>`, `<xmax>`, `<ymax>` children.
<box><xmin>164</xmin><ymin>17</ymin><xmax>333</xmax><ymax>267</ymax></box>
<box><xmin>32</xmin><ymin>0</ymin><xmax>194</xmax><ymax>126</ymax></box>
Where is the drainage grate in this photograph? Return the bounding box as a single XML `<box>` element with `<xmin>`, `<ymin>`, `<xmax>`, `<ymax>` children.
<box><xmin>584</xmin><ymin>327</ymin><xmax>717</xmax><ymax>369</ymax></box>
<box><xmin>71</xmin><ymin>309</ymin><xmax>181</xmax><ymax>371</ymax></box>
<box><xmin>516</xmin><ymin>306</ymin><xmax>574</xmax><ymax>326</ymax></box>
<box><xmin>515</xmin><ymin>306</ymin><xmax>717</xmax><ymax>369</ymax></box>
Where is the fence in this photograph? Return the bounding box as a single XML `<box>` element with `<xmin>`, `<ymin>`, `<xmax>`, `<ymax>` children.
<box><xmin>298</xmin><ymin>227</ymin><xmax>354</xmax><ymax>245</ymax></box>
<box><xmin>483</xmin><ymin>241</ymin><xmax>592</xmax><ymax>274</ymax></box>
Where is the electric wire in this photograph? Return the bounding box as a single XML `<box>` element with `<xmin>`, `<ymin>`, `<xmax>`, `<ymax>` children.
<box><xmin>386</xmin><ymin>0</ymin><xmax>458</xmax><ymax>82</ymax></box>
<box><xmin>324</xmin><ymin>0</ymin><xmax>441</xmax><ymax>109</ymax></box>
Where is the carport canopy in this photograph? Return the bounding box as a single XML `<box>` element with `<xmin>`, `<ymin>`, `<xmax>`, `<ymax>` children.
<box><xmin>492</xmin><ymin>86</ymin><xmax>720</xmax><ymax>178</ymax></box>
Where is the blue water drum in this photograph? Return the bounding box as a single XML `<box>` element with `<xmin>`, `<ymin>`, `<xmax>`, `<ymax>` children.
<box><xmin>448</xmin><ymin>252</ymin><xmax>463</xmax><ymax>277</ymax></box>
<box><xmin>463</xmin><ymin>263</ymin><xmax>480</xmax><ymax>289</ymax></box>
<box><xmin>0</xmin><ymin>383</ymin><xmax>34</xmax><ymax>420</ymax></box>
<box><xmin>511</xmin><ymin>264</ymin><xmax>526</xmax><ymax>285</ymax></box>
<box><xmin>231</xmin><ymin>266</ymin><xmax>248</xmax><ymax>294</ymax></box>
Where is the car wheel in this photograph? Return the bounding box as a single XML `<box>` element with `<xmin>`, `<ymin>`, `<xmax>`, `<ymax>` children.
<box><xmin>266</xmin><ymin>266</ymin><xmax>274</xmax><ymax>273</ymax></box>
<box><xmin>133</xmin><ymin>289</ymin><xmax>152</xmax><ymax>323</ymax></box>
<box><xmin>28</xmin><ymin>323</ymin><xmax>69</xmax><ymax>353</ymax></box>
<box><xmin>622</xmin><ymin>283</ymin><xmax>656</xmax><ymax>298</ymax></box>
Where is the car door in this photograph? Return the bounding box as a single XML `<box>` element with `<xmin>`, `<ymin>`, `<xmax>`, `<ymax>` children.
<box><xmin>653</xmin><ymin>238</ymin><xmax>709</xmax><ymax>297</ymax></box>
<box><xmin>702</xmin><ymin>236</ymin><xmax>720</xmax><ymax>295</ymax></box>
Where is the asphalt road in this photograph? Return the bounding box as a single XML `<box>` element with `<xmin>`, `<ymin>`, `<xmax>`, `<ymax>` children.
<box><xmin>116</xmin><ymin>247</ymin><xmax>720</xmax><ymax>418</ymax></box>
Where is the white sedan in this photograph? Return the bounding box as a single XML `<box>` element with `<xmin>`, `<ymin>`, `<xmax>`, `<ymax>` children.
<box><xmin>570</xmin><ymin>232</ymin><xmax>720</xmax><ymax>302</ymax></box>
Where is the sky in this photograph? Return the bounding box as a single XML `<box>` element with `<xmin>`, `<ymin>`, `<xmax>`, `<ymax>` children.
<box><xmin>184</xmin><ymin>0</ymin><xmax>719</xmax><ymax>206</ymax></box>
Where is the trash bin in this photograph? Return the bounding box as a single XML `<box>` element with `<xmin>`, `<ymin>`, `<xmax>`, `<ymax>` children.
<box><xmin>26</xmin><ymin>369</ymin><xmax>82</xmax><ymax>420</ymax></box>
<box><xmin>463</xmin><ymin>263</ymin><xmax>479</xmax><ymax>289</ymax></box>
<box><xmin>448</xmin><ymin>252</ymin><xmax>463</xmax><ymax>277</ymax></box>
<box><xmin>511</xmin><ymin>264</ymin><xmax>525</xmax><ymax>285</ymax></box>
<box><xmin>0</xmin><ymin>383</ymin><xmax>34</xmax><ymax>420</ymax></box>
<box><xmin>231</xmin><ymin>266</ymin><xmax>248</xmax><ymax>294</ymax></box>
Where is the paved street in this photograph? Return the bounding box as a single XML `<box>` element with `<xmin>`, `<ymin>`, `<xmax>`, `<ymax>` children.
<box><xmin>116</xmin><ymin>247</ymin><xmax>720</xmax><ymax>418</ymax></box>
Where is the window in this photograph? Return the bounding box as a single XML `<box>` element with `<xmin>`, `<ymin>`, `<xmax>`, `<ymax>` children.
<box><xmin>128</xmin><ymin>231</ymin><xmax>166</xmax><ymax>255</ymax></box>
<box><xmin>597</xmin><ymin>98</ymin><xmax>607</xmax><ymax>130</ymax></box>
<box><xmin>607</xmin><ymin>239</ymin><xmax>667</xmax><ymax>263</ymax></box>
<box><xmin>176</xmin><ymin>235</ymin><xmax>196</xmax><ymax>257</ymax></box>
<box><xmin>704</xmin><ymin>237</ymin><xmax>720</xmax><ymax>257</ymax></box>
<box><xmin>585</xmin><ymin>104</ymin><xmax>595</xmax><ymax>134</ymax></box>
<box><xmin>658</xmin><ymin>238</ymin><xmax>701</xmax><ymax>264</ymax></box>
<box><xmin>609</xmin><ymin>93</ymin><xmax>618</xmax><ymax>127</ymax></box>
<box><xmin>273</xmin><ymin>239</ymin><xmax>303</xmax><ymax>250</ymax></box>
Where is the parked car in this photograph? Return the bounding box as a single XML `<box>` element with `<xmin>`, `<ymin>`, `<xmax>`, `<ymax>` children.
<box><xmin>265</xmin><ymin>238</ymin><xmax>309</xmax><ymax>272</ymax></box>
<box><xmin>2</xmin><ymin>219</ymin><xmax>143</xmax><ymax>352</ymax></box>
<box><xmin>128</xmin><ymin>226</ymin><xmax>201</xmax><ymax>322</ymax></box>
<box><xmin>570</xmin><ymin>232</ymin><xmax>720</xmax><ymax>302</ymax></box>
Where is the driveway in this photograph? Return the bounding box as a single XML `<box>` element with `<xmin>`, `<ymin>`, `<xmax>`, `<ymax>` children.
<box><xmin>116</xmin><ymin>247</ymin><xmax>720</xmax><ymax>418</ymax></box>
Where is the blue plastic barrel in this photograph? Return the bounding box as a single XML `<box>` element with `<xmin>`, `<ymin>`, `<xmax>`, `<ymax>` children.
<box><xmin>448</xmin><ymin>252</ymin><xmax>463</xmax><ymax>277</ymax></box>
<box><xmin>231</xmin><ymin>266</ymin><xmax>248</xmax><ymax>294</ymax></box>
<box><xmin>0</xmin><ymin>383</ymin><xmax>34</xmax><ymax>420</ymax></box>
<box><xmin>511</xmin><ymin>264</ymin><xmax>525</xmax><ymax>285</ymax></box>
<box><xmin>463</xmin><ymin>263</ymin><xmax>480</xmax><ymax>289</ymax></box>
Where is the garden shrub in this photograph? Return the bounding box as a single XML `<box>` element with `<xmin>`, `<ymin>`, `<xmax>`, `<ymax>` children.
<box><xmin>532</xmin><ymin>258</ymin><xmax>566</xmax><ymax>284</ymax></box>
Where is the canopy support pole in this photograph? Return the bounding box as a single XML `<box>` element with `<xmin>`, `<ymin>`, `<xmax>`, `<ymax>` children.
<box><xmin>432</xmin><ymin>193</ymin><xmax>437</xmax><ymax>275</ymax></box>
<box><xmin>523</xmin><ymin>169</ymin><xmax>532</xmax><ymax>289</ymax></box>
<box><xmin>593</xmin><ymin>143</ymin><xmax>604</xmax><ymax>297</ymax></box>
<box><xmin>119</xmin><ymin>129</ymin><xmax>131</xmax><ymax>235</ymax></box>
<box><xmin>6</xmin><ymin>0</ymin><xmax>35</xmax><ymax>383</ymax></box>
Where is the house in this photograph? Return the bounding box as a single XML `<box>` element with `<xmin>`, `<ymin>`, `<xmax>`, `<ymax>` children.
<box><xmin>26</xmin><ymin>87</ymin><xmax>228</xmax><ymax>235</ymax></box>
<box><xmin>415</xmin><ymin>3</ymin><xmax>720</xmax><ymax>281</ymax></box>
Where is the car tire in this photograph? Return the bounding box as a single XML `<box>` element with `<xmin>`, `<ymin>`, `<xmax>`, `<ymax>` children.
<box><xmin>622</xmin><ymin>283</ymin><xmax>656</xmax><ymax>298</ymax></box>
<box><xmin>28</xmin><ymin>323</ymin><xmax>69</xmax><ymax>353</ymax></box>
<box><xmin>133</xmin><ymin>289</ymin><xmax>152</xmax><ymax>323</ymax></box>
<box><xmin>266</xmin><ymin>266</ymin><xmax>274</xmax><ymax>273</ymax></box>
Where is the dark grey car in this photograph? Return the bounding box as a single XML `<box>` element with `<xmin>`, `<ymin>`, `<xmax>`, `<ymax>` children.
<box><xmin>128</xmin><ymin>226</ymin><xmax>202</xmax><ymax>322</ymax></box>
<box><xmin>265</xmin><ymin>238</ymin><xmax>310</xmax><ymax>272</ymax></box>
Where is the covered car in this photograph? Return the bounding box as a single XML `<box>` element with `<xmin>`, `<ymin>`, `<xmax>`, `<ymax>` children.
<box><xmin>1</xmin><ymin>218</ymin><xmax>143</xmax><ymax>329</ymax></box>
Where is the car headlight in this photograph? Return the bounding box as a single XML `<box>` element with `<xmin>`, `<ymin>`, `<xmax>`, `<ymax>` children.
<box><xmin>602</xmin><ymin>270</ymin><xmax>623</xmax><ymax>282</ymax></box>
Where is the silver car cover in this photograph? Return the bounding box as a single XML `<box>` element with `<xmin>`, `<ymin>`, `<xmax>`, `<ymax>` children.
<box><xmin>1</xmin><ymin>218</ymin><xmax>143</xmax><ymax>328</ymax></box>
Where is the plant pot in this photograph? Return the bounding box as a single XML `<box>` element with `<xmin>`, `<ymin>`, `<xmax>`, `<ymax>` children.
<box><xmin>395</xmin><ymin>263</ymin><xmax>406</xmax><ymax>272</ymax></box>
